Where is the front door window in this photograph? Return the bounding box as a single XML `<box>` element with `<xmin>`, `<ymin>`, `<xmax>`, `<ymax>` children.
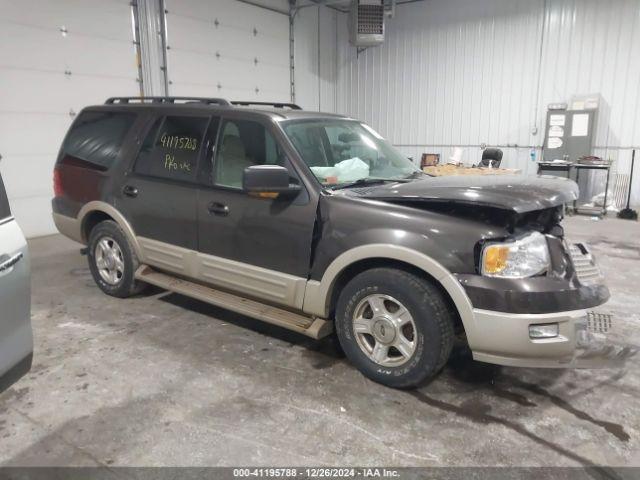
<box><xmin>214</xmin><ymin>119</ymin><xmax>284</xmax><ymax>188</ymax></box>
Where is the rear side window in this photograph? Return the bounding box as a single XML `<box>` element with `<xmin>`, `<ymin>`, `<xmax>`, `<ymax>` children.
<box><xmin>134</xmin><ymin>115</ymin><xmax>209</xmax><ymax>182</ymax></box>
<box><xmin>60</xmin><ymin>111</ymin><xmax>136</xmax><ymax>170</ymax></box>
<box><xmin>0</xmin><ymin>173</ymin><xmax>11</xmax><ymax>221</ymax></box>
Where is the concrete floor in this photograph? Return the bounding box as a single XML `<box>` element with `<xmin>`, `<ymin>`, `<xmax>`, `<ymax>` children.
<box><xmin>0</xmin><ymin>216</ymin><xmax>639</xmax><ymax>467</ymax></box>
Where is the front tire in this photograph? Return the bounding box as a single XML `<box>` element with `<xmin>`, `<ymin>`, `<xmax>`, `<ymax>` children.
<box><xmin>335</xmin><ymin>268</ymin><xmax>454</xmax><ymax>389</ymax></box>
<box><xmin>87</xmin><ymin>220</ymin><xmax>145</xmax><ymax>298</ymax></box>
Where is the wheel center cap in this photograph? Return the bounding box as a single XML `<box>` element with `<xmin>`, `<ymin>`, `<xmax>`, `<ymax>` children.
<box><xmin>105</xmin><ymin>252</ymin><xmax>116</xmax><ymax>269</ymax></box>
<box><xmin>372</xmin><ymin>317</ymin><xmax>396</xmax><ymax>344</ymax></box>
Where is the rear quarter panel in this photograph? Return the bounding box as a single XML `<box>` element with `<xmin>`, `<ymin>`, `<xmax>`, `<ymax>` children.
<box><xmin>52</xmin><ymin>107</ymin><xmax>147</xmax><ymax>220</ymax></box>
<box><xmin>53</xmin><ymin>161</ymin><xmax>110</xmax><ymax>218</ymax></box>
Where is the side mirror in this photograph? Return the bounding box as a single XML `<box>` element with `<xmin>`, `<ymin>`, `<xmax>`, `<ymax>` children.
<box><xmin>242</xmin><ymin>165</ymin><xmax>301</xmax><ymax>198</ymax></box>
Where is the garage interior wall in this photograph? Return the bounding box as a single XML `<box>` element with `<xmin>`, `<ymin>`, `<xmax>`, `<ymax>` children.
<box><xmin>164</xmin><ymin>0</ymin><xmax>290</xmax><ymax>101</ymax></box>
<box><xmin>3</xmin><ymin>0</ymin><xmax>639</xmax><ymax>239</ymax></box>
<box><xmin>0</xmin><ymin>0</ymin><xmax>291</xmax><ymax>238</ymax></box>
<box><xmin>0</xmin><ymin>0</ymin><xmax>141</xmax><ymax>238</ymax></box>
<box><xmin>298</xmin><ymin>0</ymin><xmax>640</xmax><ymax>207</ymax></box>
<box><xmin>293</xmin><ymin>4</ymin><xmax>338</xmax><ymax>112</ymax></box>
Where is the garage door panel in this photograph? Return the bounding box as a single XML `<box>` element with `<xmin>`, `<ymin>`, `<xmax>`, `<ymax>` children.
<box><xmin>166</xmin><ymin>15</ymin><xmax>218</xmax><ymax>53</ymax></box>
<box><xmin>168</xmin><ymin>0</ymin><xmax>288</xmax><ymax>34</ymax></box>
<box><xmin>7</xmin><ymin>195</ymin><xmax>56</xmax><ymax>238</ymax></box>
<box><xmin>0</xmin><ymin>154</ymin><xmax>56</xmax><ymax>201</ymax></box>
<box><xmin>169</xmin><ymin>83</ymin><xmax>219</xmax><ymax>98</ymax></box>
<box><xmin>167</xmin><ymin>52</ymin><xmax>288</xmax><ymax>99</ymax></box>
<box><xmin>63</xmin><ymin>77</ymin><xmax>139</xmax><ymax>111</ymax></box>
<box><xmin>167</xmin><ymin>21</ymin><xmax>286</xmax><ymax>69</ymax></box>
<box><xmin>254</xmin><ymin>64</ymin><xmax>289</xmax><ymax>90</ymax></box>
<box><xmin>0</xmin><ymin>0</ymin><xmax>138</xmax><ymax>237</ymax></box>
<box><xmin>167</xmin><ymin>50</ymin><xmax>220</xmax><ymax>82</ymax></box>
<box><xmin>170</xmin><ymin>80</ymin><xmax>253</xmax><ymax>99</ymax></box>
<box><xmin>197</xmin><ymin>69</ymin><xmax>253</xmax><ymax>93</ymax></box>
<box><xmin>170</xmin><ymin>81</ymin><xmax>266</xmax><ymax>102</ymax></box>
<box><xmin>0</xmin><ymin>113</ymin><xmax>70</xmax><ymax>156</ymax></box>
<box><xmin>0</xmin><ymin>0</ymin><xmax>133</xmax><ymax>42</ymax></box>
<box><xmin>0</xmin><ymin>24</ymin><xmax>67</xmax><ymax>70</ymax></box>
<box><xmin>61</xmin><ymin>37</ymin><xmax>137</xmax><ymax>78</ymax></box>
<box><xmin>165</xmin><ymin>1</ymin><xmax>289</xmax><ymax>103</ymax></box>
<box><xmin>0</xmin><ymin>28</ymin><xmax>135</xmax><ymax>80</ymax></box>
<box><xmin>0</xmin><ymin>71</ymin><xmax>71</xmax><ymax>111</ymax></box>
<box><xmin>0</xmin><ymin>71</ymin><xmax>136</xmax><ymax>114</ymax></box>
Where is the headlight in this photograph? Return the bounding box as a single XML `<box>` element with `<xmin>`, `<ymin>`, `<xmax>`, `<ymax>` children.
<box><xmin>481</xmin><ymin>232</ymin><xmax>550</xmax><ymax>278</ymax></box>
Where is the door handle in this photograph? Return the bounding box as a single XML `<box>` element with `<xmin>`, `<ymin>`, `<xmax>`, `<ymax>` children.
<box><xmin>208</xmin><ymin>202</ymin><xmax>229</xmax><ymax>216</ymax></box>
<box><xmin>123</xmin><ymin>185</ymin><xmax>138</xmax><ymax>198</ymax></box>
<box><xmin>0</xmin><ymin>252</ymin><xmax>23</xmax><ymax>273</ymax></box>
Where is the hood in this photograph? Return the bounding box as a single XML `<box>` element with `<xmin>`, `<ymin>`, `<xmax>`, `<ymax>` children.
<box><xmin>343</xmin><ymin>174</ymin><xmax>578</xmax><ymax>214</ymax></box>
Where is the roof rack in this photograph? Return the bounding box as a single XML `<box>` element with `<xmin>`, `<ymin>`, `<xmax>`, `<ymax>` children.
<box><xmin>105</xmin><ymin>97</ymin><xmax>232</xmax><ymax>106</ymax></box>
<box><xmin>231</xmin><ymin>101</ymin><xmax>302</xmax><ymax>110</ymax></box>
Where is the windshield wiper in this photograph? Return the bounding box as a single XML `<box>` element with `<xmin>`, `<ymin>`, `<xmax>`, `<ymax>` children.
<box><xmin>403</xmin><ymin>170</ymin><xmax>427</xmax><ymax>180</ymax></box>
<box><xmin>330</xmin><ymin>178</ymin><xmax>402</xmax><ymax>190</ymax></box>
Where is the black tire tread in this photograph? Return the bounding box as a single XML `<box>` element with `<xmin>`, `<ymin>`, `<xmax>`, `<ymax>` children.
<box><xmin>87</xmin><ymin>220</ymin><xmax>146</xmax><ymax>298</ymax></box>
<box><xmin>336</xmin><ymin>267</ymin><xmax>455</xmax><ymax>389</ymax></box>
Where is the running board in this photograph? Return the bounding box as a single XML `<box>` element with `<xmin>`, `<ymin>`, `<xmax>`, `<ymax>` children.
<box><xmin>134</xmin><ymin>266</ymin><xmax>333</xmax><ymax>339</ymax></box>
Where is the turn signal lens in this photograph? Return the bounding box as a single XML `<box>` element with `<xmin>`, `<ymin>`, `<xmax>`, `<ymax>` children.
<box><xmin>480</xmin><ymin>232</ymin><xmax>550</xmax><ymax>278</ymax></box>
<box><xmin>249</xmin><ymin>191</ymin><xmax>279</xmax><ymax>199</ymax></box>
<box><xmin>483</xmin><ymin>245</ymin><xmax>509</xmax><ymax>274</ymax></box>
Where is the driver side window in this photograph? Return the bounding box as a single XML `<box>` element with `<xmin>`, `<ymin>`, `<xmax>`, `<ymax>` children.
<box><xmin>214</xmin><ymin>119</ymin><xmax>283</xmax><ymax>188</ymax></box>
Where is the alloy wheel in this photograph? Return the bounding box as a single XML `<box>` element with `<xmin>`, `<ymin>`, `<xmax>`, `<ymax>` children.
<box><xmin>94</xmin><ymin>236</ymin><xmax>125</xmax><ymax>286</ymax></box>
<box><xmin>352</xmin><ymin>294</ymin><xmax>417</xmax><ymax>367</ymax></box>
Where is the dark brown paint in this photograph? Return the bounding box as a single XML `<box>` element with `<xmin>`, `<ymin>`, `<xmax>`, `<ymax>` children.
<box><xmin>52</xmin><ymin>101</ymin><xmax>609</xmax><ymax>317</ymax></box>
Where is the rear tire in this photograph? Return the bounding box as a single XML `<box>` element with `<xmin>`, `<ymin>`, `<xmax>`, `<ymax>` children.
<box><xmin>87</xmin><ymin>220</ymin><xmax>146</xmax><ymax>298</ymax></box>
<box><xmin>335</xmin><ymin>268</ymin><xmax>454</xmax><ymax>389</ymax></box>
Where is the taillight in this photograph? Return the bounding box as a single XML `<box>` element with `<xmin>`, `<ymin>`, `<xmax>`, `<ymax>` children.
<box><xmin>53</xmin><ymin>168</ymin><xmax>64</xmax><ymax>197</ymax></box>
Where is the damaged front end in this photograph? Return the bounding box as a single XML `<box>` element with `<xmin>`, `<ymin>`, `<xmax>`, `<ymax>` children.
<box><xmin>380</xmin><ymin>199</ymin><xmax>634</xmax><ymax>369</ymax></box>
<box><xmin>572</xmin><ymin>312</ymin><xmax>637</xmax><ymax>369</ymax></box>
<box><xmin>388</xmin><ymin>200</ymin><xmax>566</xmax><ymax>236</ymax></box>
<box><xmin>337</xmin><ymin>175</ymin><xmax>634</xmax><ymax>369</ymax></box>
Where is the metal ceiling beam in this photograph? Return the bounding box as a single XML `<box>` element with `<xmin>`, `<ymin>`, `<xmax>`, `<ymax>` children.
<box><xmin>235</xmin><ymin>0</ymin><xmax>289</xmax><ymax>15</ymax></box>
<box><xmin>296</xmin><ymin>0</ymin><xmax>350</xmax><ymax>13</ymax></box>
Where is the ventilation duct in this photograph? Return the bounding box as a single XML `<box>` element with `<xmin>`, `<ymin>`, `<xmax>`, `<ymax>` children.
<box><xmin>349</xmin><ymin>0</ymin><xmax>385</xmax><ymax>47</ymax></box>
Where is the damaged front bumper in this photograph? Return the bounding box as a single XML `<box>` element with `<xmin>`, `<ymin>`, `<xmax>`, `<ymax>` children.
<box><xmin>572</xmin><ymin>313</ymin><xmax>636</xmax><ymax>368</ymax></box>
<box><xmin>468</xmin><ymin>308</ymin><xmax>637</xmax><ymax>369</ymax></box>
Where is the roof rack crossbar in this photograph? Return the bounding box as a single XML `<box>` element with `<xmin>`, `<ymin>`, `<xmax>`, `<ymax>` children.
<box><xmin>231</xmin><ymin>101</ymin><xmax>302</xmax><ymax>110</ymax></box>
<box><xmin>105</xmin><ymin>97</ymin><xmax>232</xmax><ymax>106</ymax></box>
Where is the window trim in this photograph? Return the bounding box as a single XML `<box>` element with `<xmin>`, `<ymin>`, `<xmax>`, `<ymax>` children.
<box><xmin>195</xmin><ymin>115</ymin><xmax>222</xmax><ymax>188</ymax></box>
<box><xmin>130</xmin><ymin>113</ymin><xmax>213</xmax><ymax>186</ymax></box>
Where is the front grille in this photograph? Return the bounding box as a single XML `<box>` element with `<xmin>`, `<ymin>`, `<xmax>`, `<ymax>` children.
<box><xmin>587</xmin><ymin>311</ymin><xmax>613</xmax><ymax>334</ymax></box>
<box><xmin>568</xmin><ymin>242</ymin><xmax>603</xmax><ymax>285</ymax></box>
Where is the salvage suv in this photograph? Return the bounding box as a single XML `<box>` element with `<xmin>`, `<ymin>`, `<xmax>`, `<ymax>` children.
<box><xmin>52</xmin><ymin>97</ymin><xmax>617</xmax><ymax>388</ymax></box>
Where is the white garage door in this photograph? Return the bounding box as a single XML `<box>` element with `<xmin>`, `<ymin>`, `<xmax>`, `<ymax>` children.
<box><xmin>165</xmin><ymin>0</ymin><xmax>290</xmax><ymax>103</ymax></box>
<box><xmin>0</xmin><ymin>0</ymin><xmax>140</xmax><ymax>237</ymax></box>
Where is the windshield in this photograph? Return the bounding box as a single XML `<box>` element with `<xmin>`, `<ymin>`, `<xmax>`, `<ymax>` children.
<box><xmin>282</xmin><ymin>120</ymin><xmax>421</xmax><ymax>187</ymax></box>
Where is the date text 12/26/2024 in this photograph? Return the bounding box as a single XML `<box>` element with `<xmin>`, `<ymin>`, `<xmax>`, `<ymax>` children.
<box><xmin>233</xmin><ymin>468</ymin><xmax>400</xmax><ymax>478</ymax></box>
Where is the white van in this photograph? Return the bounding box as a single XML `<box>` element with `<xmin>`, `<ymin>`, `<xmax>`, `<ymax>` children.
<box><xmin>0</xmin><ymin>172</ymin><xmax>32</xmax><ymax>393</ymax></box>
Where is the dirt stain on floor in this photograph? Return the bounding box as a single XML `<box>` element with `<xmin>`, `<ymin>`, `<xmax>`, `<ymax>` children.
<box><xmin>408</xmin><ymin>389</ymin><xmax>627</xmax><ymax>480</ymax></box>
<box><xmin>500</xmin><ymin>375</ymin><xmax>630</xmax><ymax>442</ymax></box>
<box><xmin>445</xmin><ymin>349</ymin><xmax>629</xmax><ymax>443</ymax></box>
